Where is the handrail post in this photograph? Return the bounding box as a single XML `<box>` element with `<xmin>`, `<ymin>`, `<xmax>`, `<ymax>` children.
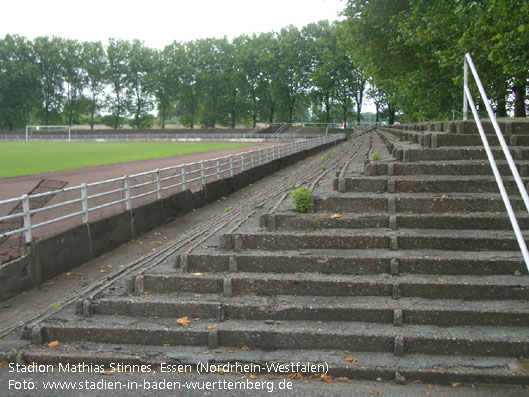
<box><xmin>200</xmin><ymin>160</ymin><xmax>205</xmax><ymax>185</ymax></box>
<box><xmin>155</xmin><ymin>169</ymin><xmax>162</xmax><ymax>199</ymax></box>
<box><xmin>230</xmin><ymin>156</ymin><xmax>234</xmax><ymax>177</ymax></box>
<box><xmin>22</xmin><ymin>194</ymin><xmax>32</xmax><ymax>244</ymax></box>
<box><xmin>124</xmin><ymin>176</ymin><xmax>131</xmax><ymax>210</ymax></box>
<box><xmin>217</xmin><ymin>159</ymin><xmax>221</xmax><ymax>180</ymax></box>
<box><xmin>181</xmin><ymin>166</ymin><xmax>187</xmax><ymax>191</ymax></box>
<box><xmin>81</xmin><ymin>183</ymin><xmax>88</xmax><ymax>223</ymax></box>
<box><xmin>463</xmin><ymin>56</ymin><xmax>469</xmax><ymax>120</ymax></box>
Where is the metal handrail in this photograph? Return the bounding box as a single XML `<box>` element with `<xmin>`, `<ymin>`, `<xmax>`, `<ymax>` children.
<box><xmin>0</xmin><ymin>134</ymin><xmax>345</xmax><ymax>245</ymax></box>
<box><xmin>463</xmin><ymin>53</ymin><xmax>529</xmax><ymax>271</ymax></box>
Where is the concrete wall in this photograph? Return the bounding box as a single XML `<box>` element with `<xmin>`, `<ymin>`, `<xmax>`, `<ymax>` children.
<box><xmin>0</xmin><ymin>139</ymin><xmax>342</xmax><ymax>301</ymax></box>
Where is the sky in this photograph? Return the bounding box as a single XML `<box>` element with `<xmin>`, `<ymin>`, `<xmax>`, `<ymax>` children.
<box><xmin>0</xmin><ymin>0</ymin><xmax>346</xmax><ymax>48</ymax></box>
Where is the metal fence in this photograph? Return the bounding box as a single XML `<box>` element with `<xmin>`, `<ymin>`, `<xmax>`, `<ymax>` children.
<box><xmin>0</xmin><ymin>134</ymin><xmax>344</xmax><ymax>248</ymax></box>
<box><xmin>0</xmin><ymin>133</ymin><xmax>329</xmax><ymax>142</ymax></box>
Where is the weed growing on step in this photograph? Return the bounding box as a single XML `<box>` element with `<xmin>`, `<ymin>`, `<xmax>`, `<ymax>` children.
<box><xmin>291</xmin><ymin>185</ymin><xmax>313</xmax><ymax>213</ymax></box>
<box><xmin>321</xmin><ymin>166</ymin><xmax>327</xmax><ymax>171</ymax></box>
<box><xmin>225</xmin><ymin>206</ymin><xmax>232</xmax><ymax>213</ymax></box>
<box><xmin>371</xmin><ymin>152</ymin><xmax>381</xmax><ymax>161</ymax></box>
<box><xmin>321</xmin><ymin>153</ymin><xmax>331</xmax><ymax>162</ymax></box>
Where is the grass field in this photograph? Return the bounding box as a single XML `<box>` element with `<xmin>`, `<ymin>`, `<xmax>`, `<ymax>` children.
<box><xmin>0</xmin><ymin>142</ymin><xmax>254</xmax><ymax>178</ymax></box>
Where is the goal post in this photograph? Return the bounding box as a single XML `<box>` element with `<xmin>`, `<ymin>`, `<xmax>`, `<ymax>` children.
<box><xmin>25</xmin><ymin>125</ymin><xmax>71</xmax><ymax>142</ymax></box>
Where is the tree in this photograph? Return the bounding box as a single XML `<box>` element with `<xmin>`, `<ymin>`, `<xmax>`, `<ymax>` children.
<box><xmin>105</xmin><ymin>39</ymin><xmax>130</xmax><ymax>129</ymax></box>
<box><xmin>153</xmin><ymin>42</ymin><xmax>184</xmax><ymax>128</ymax></box>
<box><xmin>82</xmin><ymin>41</ymin><xmax>106</xmax><ymax>129</ymax></box>
<box><xmin>62</xmin><ymin>39</ymin><xmax>86</xmax><ymax>127</ymax></box>
<box><xmin>0</xmin><ymin>35</ymin><xmax>39</xmax><ymax>130</ymax></box>
<box><xmin>179</xmin><ymin>41</ymin><xmax>201</xmax><ymax>128</ymax></box>
<box><xmin>275</xmin><ymin>26</ymin><xmax>310</xmax><ymax>123</ymax></box>
<box><xmin>126</xmin><ymin>40</ymin><xmax>155</xmax><ymax>129</ymax></box>
<box><xmin>33</xmin><ymin>36</ymin><xmax>65</xmax><ymax>125</ymax></box>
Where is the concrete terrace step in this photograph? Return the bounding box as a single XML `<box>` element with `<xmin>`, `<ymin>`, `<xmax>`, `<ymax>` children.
<box><xmin>402</xmin><ymin>147</ymin><xmax>529</xmax><ymax>162</ymax></box>
<box><xmin>314</xmin><ymin>192</ymin><xmax>526</xmax><ymax>214</ymax></box>
<box><xmin>36</xmin><ymin>316</ymin><xmax>529</xmax><ymax>357</ymax></box>
<box><xmin>220</xmin><ymin>229</ymin><xmax>529</xmax><ymax>252</ymax></box>
<box><xmin>90</xmin><ymin>294</ymin><xmax>529</xmax><ymax>327</ymax></box>
<box><xmin>140</xmin><ymin>272</ymin><xmax>529</xmax><ymax>300</ymax></box>
<box><xmin>366</xmin><ymin>160</ymin><xmax>529</xmax><ymax>176</ymax></box>
<box><xmin>19</xmin><ymin>346</ymin><xmax>529</xmax><ymax>386</ymax></box>
<box><xmin>335</xmin><ymin>175</ymin><xmax>529</xmax><ymax>195</ymax></box>
<box><xmin>182</xmin><ymin>249</ymin><xmax>526</xmax><ymax>275</ymax></box>
<box><xmin>261</xmin><ymin>212</ymin><xmax>529</xmax><ymax>231</ymax></box>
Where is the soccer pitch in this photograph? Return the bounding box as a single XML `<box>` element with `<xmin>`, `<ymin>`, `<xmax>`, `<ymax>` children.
<box><xmin>0</xmin><ymin>141</ymin><xmax>255</xmax><ymax>178</ymax></box>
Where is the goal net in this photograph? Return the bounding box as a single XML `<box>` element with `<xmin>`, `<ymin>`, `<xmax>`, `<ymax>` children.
<box><xmin>25</xmin><ymin>125</ymin><xmax>71</xmax><ymax>141</ymax></box>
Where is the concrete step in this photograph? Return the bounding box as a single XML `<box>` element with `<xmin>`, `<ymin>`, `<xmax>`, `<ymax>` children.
<box><xmin>36</xmin><ymin>316</ymin><xmax>529</xmax><ymax>357</ymax></box>
<box><xmin>141</xmin><ymin>273</ymin><xmax>529</xmax><ymax>300</ymax></box>
<box><xmin>314</xmin><ymin>193</ymin><xmax>526</xmax><ymax>214</ymax></box>
<box><xmin>183</xmin><ymin>249</ymin><xmax>526</xmax><ymax>275</ymax></box>
<box><xmin>91</xmin><ymin>294</ymin><xmax>529</xmax><ymax>327</ymax></box>
<box><xmin>220</xmin><ymin>229</ymin><xmax>529</xmax><ymax>252</ymax></box>
<box><xmin>432</xmin><ymin>134</ymin><xmax>529</xmax><ymax>148</ymax></box>
<box><xmin>402</xmin><ymin>147</ymin><xmax>529</xmax><ymax>162</ymax></box>
<box><xmin>336</xmin><ymin>175</ymin><xmax>529</xmax><ymax>195</ymax></box>
<box><xmin>19</xmin><ymin>346</ymin><xmax>529</xmax><ymax>386</ymax></box>
<box><xmin>261</xmin><ymin>212</ymin><xmax>529</xmax><ymax>231</ymax></box>
<box><xmin>368</xmin><ymin>160</ymin><xmax>529</xmax><ymax>176</ymax></box>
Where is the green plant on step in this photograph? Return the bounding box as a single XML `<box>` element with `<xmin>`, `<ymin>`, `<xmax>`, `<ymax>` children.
<box><xmin>321</xmin><ymin>153</ymin><xmax>331</xmax><ymax>162</ymax></box>
<box><xmin>225</xmin><ymin>206</ymin><xmax>232</xmax><ymax>213</ymax></box>
<box><xmin>321</xmin><ymin>166</ymin><xmax>327</xmax><ymax>171</ymax></box>
<box><xmin>371</xmin><ymin>151</ymin><xmax>381</xmax><ymax>161</ymax></box>
<box><xmin>291</xmin><ymin>185</ymin><xmax>313</xmax><ymax>213</ymax></box>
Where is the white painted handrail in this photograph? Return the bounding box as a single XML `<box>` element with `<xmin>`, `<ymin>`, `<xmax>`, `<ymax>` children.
<box><xmin>463</xmin><ymin>53</ymin><xmax>529</xmax><ymax>271</ymax></box>
<box><xmin>0</xmin><ymin>134</ymin><xmax>344</xmax><ymax>245</ymax></box>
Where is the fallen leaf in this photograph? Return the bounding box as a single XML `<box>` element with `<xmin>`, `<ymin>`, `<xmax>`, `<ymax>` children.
<box><xmin>330</xmin><ymin>213</ymin><xmax>343</xmax><ymax>219</ymax></box>
<box><xmin>344</xmin><ymin>350</ymin><xmax>351</xmax><ymax>354</ymax></box>
<box><xmin>323</xmin><ymin>378</ymin><xmax>334</xmax><ymax>383</ymax></box>
<box><xmin>344</xmin><ymin>356</ymin><xmax>354</xmax><ymax>362</ymax></box>
<box><xmin>193</xmin><ymin>273</ymin><xmax>203</xmax><ymax>276</ymax></box>
<box><xmin>249</xmin><ymin>374</ymin><xmax>257</xmax><ymax>379</ymax></box>
<box><xmin>0</xmin><ymin>361</ymin><xmax>9</xmax><ymax>368</ymax></box>
<box><xmin>407</xmin><ymin>190</ymin><xmax>413</xmax><ymax>194</ymax></box>
<box><xmin>336</xmin><ymin>377</ymin><xmax>353</xmax><ymax>383</ymax></box>
<box><xmin>99</xmin><ymin>270</ymin><xmax>106</xmax><ymax>273</ymax></box>
<box><xmin>163</xmin><ymin>344</ymin><xmax>170</xmax><ymax>347</ymax></box>
<box><xmin>176</xmin><ymin>317</ymin><xmax>190</xmax><ymax>326</ymax></box>
<box><xmin>100</xmin><ymin>371</ymin><xmax>114</xmax><ymax>376</ymax></box>
<box><xmin>452</xmin><ymin>382</ymin><xmax>462</xmax><ymax>388</ymax></box>
<box><xmin>370</xmin><ymin>390</ymin><xmax>379</xmax><ymax>395</ymax></box>
<box><xmin>413</xmin><ymin>380</ymin><xmax>423</xmax><ymax>384</ymax></box>
<box><xmin>47</xmin><ymin>341</ymin><xmax>60</xmax><ymax>348</ymax></box>
<box><xmin>208</xmin><ymin>325</ymin><xmax>216</xmax><ymax>330</ymax></box>
<box><xmin>125</xmin><ymin>372</ymin><xmax>133</xmax><ymax>376</ymax></box>
<box><xmin>143</xmin><ymin>291</ymin><xmax>152</xmax><ymax>296</ymax></box>
<box><xmin>241</xmin><ymin>346</ymin><xmax>250</xmax><ymax>351</ymax></box>
<box><xmin>427</xmin><ymin>384</ymin><xmax>434</xmax><ymax>389</ymax></box>
<box><xmin>438</xmin><ymin>279</ymin><xmax>448</xmax><ymax>284</ymax></box>
<box><xmin>441</xmin><ymin>194</ymin><xmax>449</xmax><ymax>199</ymax></box>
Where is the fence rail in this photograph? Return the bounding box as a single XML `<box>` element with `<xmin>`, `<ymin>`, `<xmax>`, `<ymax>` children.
<box><xmin>1</xmin><ymin>133</ymin><xmax>329</xmax><ymax>142</ymax></box>
<box><xmin>0</xmin><ymin>134</ymin><xmax>344</xmax><ymax>247</ymax></box>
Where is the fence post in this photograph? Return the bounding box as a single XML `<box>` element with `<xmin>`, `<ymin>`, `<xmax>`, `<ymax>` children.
<box><xmin>217</xmin><ymin>159</ymin><xmax>221</xmax><ymax>180</ymax></box>
<box><xmin>200</xmin><ymin>160</ymin><xmax>205</xmax><ymax>185</ymax></box>
<box><xmin>241</xmin><ymin>153</ymin><xmax>245</xmax><ymax>171</ymax></box>
<box><xmin>156</xmin><ymin>169</ymin><xmax>162</xmax><ymax>199</ymax></box>
<box><xmin>124</xmin><ymin>176</ymin><xmax>131</xmax><ymax>210</ymax></box>
<box><xmin>230</xmin><ymin>156</ymin><xmax>234</xmax><ymax>177</ymax></box>
<box><xmin>22</xmin><ymin>194</ymin><xmax>32</xmax><ymax>244</ymax></box>
<box><xmin>250</xmin><ymin>151</ymin><xmax>254</xmax><ymax>169</ymax></box>
<box><xmin>181</xmin><ymin>166</ymin><xmax>187</xmax><ymax>191</ymax></box>
<box><xmin>81</xmin><ymin>183</ymin><xmax>88</xmax><ymax>223</ymax></box>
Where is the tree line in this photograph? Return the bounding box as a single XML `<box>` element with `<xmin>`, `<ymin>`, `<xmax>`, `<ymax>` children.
<box><xmin>2</xmin><ymin>1</ymin><xmax>527</xmax><ymax>130</ymax></box>
<box><xmin>343</xmin><ymin>0</ymin><xmax>528</xmax><ymax>122</ymax></box>
<box><xmin>0</xmin><ymin>22</ymin><xmax>371</xmax><ymax>131</ymax></box>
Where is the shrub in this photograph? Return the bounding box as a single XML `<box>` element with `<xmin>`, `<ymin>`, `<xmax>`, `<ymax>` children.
<box><xmin>371</xmin><ymin>151</ymin><xmax>381</xmax><ymax>161</ymax></box>
<box><xmin>291</xmin><ymin>185</ymin><xmax>313</xmax><ymax>213</ymax></box>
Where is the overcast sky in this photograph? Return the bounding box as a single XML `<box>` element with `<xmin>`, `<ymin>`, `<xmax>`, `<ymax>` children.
<box><xmin>1</xmin><ymin>0</ymin><xmax>346</xmax><ymax>48</ymax></box>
